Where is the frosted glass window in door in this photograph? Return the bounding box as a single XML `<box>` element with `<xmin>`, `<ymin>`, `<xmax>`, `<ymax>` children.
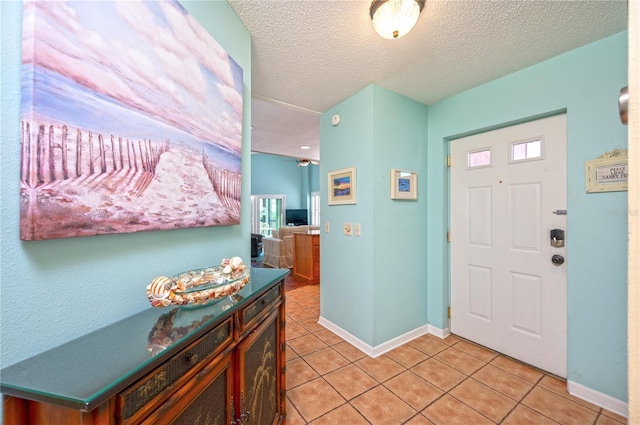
<box><xmin>466</xmin><ymin>148</ymin><xmax>492</xmax><ymax>169</ymax></box>
<box><xmin>511</xmin><ymin>138</ymin><xmax>542</xmax><ymax>162</ymax></box>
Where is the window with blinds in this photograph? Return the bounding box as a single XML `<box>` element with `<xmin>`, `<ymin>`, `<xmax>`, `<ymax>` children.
<box><xmin>311</xmin><ymin>192</ymin><xmax>320</xmax><ymax>226</ymax></box>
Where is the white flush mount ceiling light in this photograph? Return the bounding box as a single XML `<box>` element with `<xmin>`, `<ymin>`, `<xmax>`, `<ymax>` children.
<box><xmin>370</xmin><ymin>0</ymin><xmax>425</xmax><ymax>39</ymax></box>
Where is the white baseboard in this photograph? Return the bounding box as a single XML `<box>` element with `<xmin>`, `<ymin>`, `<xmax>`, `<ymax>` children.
<box><xmin>368</xmin><ymin>324</ymin><xmax>431</xmax><ymax>358</ymax></box>
<box><xmin>316</xmin><ymin>317</ymin><xmax>627</xmax><ymax>418</ymax></box>
<box><xmin>427</xmin><ymin>324</ymin><xmax>450</xmax><ymax>339</ymax></box>
<box><xmin>568</xmin><ymin>380</ymin><xmax>628</xmax><ymax>418</ymax></box>
<box><xmin>317</xmin><ymin>316</ymin><xmax>376</xmax><ymax>356</ymax></box>
<box><xmin>318</xmin><ymin>316</ymin><xmax>437</xmax><ymax>358</ymax></box>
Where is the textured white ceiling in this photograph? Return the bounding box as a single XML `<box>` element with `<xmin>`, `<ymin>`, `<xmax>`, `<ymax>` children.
<box><xmin>229</xmin><ymin>0</ymin><xmax>628</xmax><ymax>162</ymax></box>
<box><xmin>250</xmin><ymin>96</ymin><xmax>320</xmax><ymax>161</ymax></box>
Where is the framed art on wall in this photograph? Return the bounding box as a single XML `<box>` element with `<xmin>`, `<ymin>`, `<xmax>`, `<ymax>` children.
<box><xmin>391</xmin><ymin>169</ymin><xmax>417</xmax><ymax>200</ymax></box>
<box><xmin>328</xmin><ymin>167</ymin><xmax>357</xmax><ymax>205</ymax></box>
<box><xmin>19</xmin><ymin>1</ymin><xmax>244</xmax><ymax>240</ymax></box>
<box><xmin>585</xmin><ymin>156</ymin><xmax>628</xmax><ymax>193</ymax></box>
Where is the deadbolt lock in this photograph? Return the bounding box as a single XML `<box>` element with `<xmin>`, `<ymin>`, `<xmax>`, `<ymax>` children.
<box><xmin>550</xmin><ymin>229</ymin><xmax>565</xmax><ymax>248</ymax></box>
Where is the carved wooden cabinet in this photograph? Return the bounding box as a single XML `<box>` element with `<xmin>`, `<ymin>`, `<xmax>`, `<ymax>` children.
<box><xmin>293</xmin><ymin>231</ymin><xmax>320</xmax><ymax>284</ymax></box>
<box><xmin>1</xmin><ymin>268</ymin><xmax>288</xmax><ymax>425</ymax></box>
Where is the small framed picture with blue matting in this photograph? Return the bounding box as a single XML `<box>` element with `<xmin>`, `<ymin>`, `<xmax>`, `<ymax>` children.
<box><xmin>391</xmin><ymin>169</ymin><xmax>417</xmax><ymax>200</ymax></box>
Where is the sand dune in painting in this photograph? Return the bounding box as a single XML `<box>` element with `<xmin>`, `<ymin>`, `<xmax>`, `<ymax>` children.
<box><xmin>20</xmin><ymin>143</ymin><xmax>237</xmax><ymax>240</ymax></box>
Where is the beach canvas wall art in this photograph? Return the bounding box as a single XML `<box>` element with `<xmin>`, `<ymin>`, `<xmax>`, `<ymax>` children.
<box><xmin>20</xmin><ymin>0</ymin><xmax>243</xmax><ymax>240</ymax></box>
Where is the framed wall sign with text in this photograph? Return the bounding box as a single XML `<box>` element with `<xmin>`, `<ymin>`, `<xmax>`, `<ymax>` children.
<box><xmin>585</xmin><ymin>156</ymin><xmax>628</xmax><ymax>193</ymax></box>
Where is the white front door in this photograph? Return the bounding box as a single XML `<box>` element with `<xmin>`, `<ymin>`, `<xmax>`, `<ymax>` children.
<box><xmin>450</xmin><ymin>114</ymin><xmax>567</xmax><ymax>377</ymax></box>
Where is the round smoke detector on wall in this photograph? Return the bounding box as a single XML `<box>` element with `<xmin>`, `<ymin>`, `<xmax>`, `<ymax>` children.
<box><xmin>331</xmin><ymin>114</ymin><xmax>341</xmax><ymax>126</ymax></box>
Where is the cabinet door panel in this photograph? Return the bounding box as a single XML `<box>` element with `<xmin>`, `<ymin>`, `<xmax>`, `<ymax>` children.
<box><xmin>170</xmin><ymin>368</ymin><xmax>229</xmax><ymax>425</ymax></box>
<box><xmin>236</xmin><ymin>310</ymin><xmax>282</xmax><ymax>425</ymax></box>
<box><xmin>140</xmin><ymin>352</ymin><xmax>233</xmax><ymax>425</ymax></box>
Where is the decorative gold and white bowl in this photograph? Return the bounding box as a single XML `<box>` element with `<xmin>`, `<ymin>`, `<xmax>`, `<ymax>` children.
<box><xmin>146</xmin><ymin>259</ymin><xmax>249</xmax><ymax>308</ymax></box>
<box><xmin>171</xmin><ymin>266</ymin><xmax>249</xmax><ymax>307</ymax></box>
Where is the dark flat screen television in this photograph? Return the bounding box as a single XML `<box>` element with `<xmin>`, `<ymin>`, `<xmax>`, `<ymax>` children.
<box><xmin>285</xmin><ymin>209</ymin><xmax>308</xmax><ymax>226</ymax></box>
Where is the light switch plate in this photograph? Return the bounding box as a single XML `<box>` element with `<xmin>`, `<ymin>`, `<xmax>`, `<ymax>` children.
<box><xmin>325</xmin><ymin>221</ymin><xmax>330</xmax><ymax>233</ymax></box>
<box><xmin>343</xmin><ymin>222</ymin><xmax>352</xmax><ymax>236</ymax></box>
<box><xmin>354</xmin><ymin>223</ymin><xmax>361</xmax><ymax>236</ymax></box>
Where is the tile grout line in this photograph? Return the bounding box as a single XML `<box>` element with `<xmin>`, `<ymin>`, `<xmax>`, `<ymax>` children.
<box><xmin>287</xmin><ymin>295</ymin><xmax>413</xmax><ymax>423</ymax></box>
<box><xmin>284</xmin><ymin>286</ymin><xmax>625</xmax><ymax>425</ymax></box>
<box><xmin>288</xmin><ymin>344</ymin><xmax>376</xmax><ymax>424</ymax></box>
<box><xmin>288</xmin><ymin>292</ymin><xmax>499</xmax><ymax>423</ymax></box>
<box><xmin>433</xmin><ymin>369</ymin><xmax>500</xmax><ymax>424</ymax></box>
<box><xmin>496</xmin><ymin>371</ymin><xmax>552</xmax><ymax>425</ymax></box>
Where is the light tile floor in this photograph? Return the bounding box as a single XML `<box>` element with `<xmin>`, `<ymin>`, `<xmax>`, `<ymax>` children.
<box><xmin>283</xmin><ymin>285</ymin><xmax>627</xmax><ymax>425</ymax></box>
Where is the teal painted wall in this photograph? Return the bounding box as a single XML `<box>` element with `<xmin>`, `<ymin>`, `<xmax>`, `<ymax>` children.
<box><xmin>427</xmin><ymin>32</ymin><xmax>628</xmax><ymax>401</ymax></box>
<box><xmin>371</xmin><ymin>87</ymin><xmax>429</xmax><ymax>345</ymax></box>
<box><xmin>251</xmin><ymin>153</ymin><xmax>305</xmax><ymax>208</ymax></box>
<box><xmin>251</xmin><ymin>153</ymin><xmax>320</xmax><ymax>210</ymax></box>
<box><xmin>320</xmin><ymin>85</ymin><xmax>429</xmax><ymax>346</ymax></box>
<box><xmin>0</xmin><ymin>0</ymin><xmax>251</xmax><ymax>390</ymax></box>
<box><xmin>321</xmin><ymin>87</ymin><xmax>376</xmax><ymax>344</ymax></box>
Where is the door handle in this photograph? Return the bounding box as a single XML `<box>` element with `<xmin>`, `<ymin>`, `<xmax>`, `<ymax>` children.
<box><xmin>619</xmin><ymin>86</ymin><xmax>628</xmax><ymax>125</ymax></box>
<box><xmin>551</xmin><ymin>255</ymin><xmax>565</xmax><ymax>265</ymax></box>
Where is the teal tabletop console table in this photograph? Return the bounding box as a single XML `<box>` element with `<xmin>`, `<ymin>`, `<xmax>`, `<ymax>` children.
<box><xmin>1</xmin><ymin>268</ymin><xmax>288</xmax><ymax>425</ymax></box>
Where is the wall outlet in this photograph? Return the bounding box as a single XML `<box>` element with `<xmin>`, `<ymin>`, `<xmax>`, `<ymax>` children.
<box><xmin>324</xmin><ymin>221</ymin><xmax>330</xmax><ymax>233</ymax></box>
<box><xmin>354</xmin><ymin>223</ymin><xmax>361</xmax><ymax>236</ymax></box>
<box><xmin>343</xmin><ymin>222</ymin><xmax>352</xmax><ymax>236</ymax></box>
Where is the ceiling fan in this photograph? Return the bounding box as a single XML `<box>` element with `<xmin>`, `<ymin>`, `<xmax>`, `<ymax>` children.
<box><xmin>296</xmin><ymin>158</ymin><xmax>319</xmax><ymax>167</ymax></box>
<box><xmin>281</xmin><ymin>157</ymin><xmax>320</xmax><ymax>166</ymax></box>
